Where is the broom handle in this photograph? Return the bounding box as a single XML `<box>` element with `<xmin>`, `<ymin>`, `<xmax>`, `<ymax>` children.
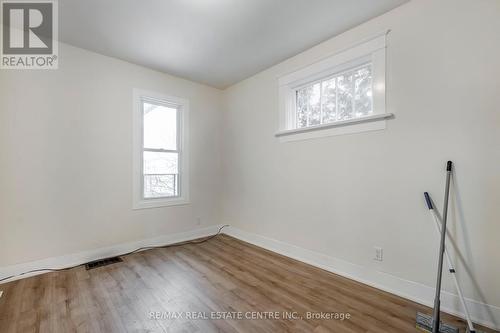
<box><xmin>432</xmin><ymin>161</ymin><xmax>453</xmax><ymax>333</ymax></box>
<box><xmin>425</xmin><ymin>192</ymin><xmax>476</xmax><ymax>332</ymax></box>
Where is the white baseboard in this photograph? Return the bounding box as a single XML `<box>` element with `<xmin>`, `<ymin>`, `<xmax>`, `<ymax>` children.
<box><xmin>223</xmin><ymin>226</ymin><xmax>500</xmax><ymax>331</ymax></box>
<box><xmin>0</xmin><ymin>225</ymin><xmax>223</xmax><ymax>284</ymax></box>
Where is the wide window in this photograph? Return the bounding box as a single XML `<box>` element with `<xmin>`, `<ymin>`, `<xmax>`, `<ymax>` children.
<box><xmin>296</xmin><ymin>63</ymin><xmax>373</xmax><ymax>128</ymax></box>
<box><xmin>277</xmin><ymin>32</ymin><xmax>392</xmax><ymax>141</ymax></box>
<box><xmin>133</xmin><ymin>89</ymin><xmax>189</xmax><ymax>209</ymax></box>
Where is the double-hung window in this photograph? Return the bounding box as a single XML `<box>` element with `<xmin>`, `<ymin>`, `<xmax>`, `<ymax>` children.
<box><xmin>133</xmin><ymin>89</ymin><xmax>189</xmax><ymax>209</ymax></box>
<box><xmin>277</xmin><ymin>32</ymin><xmax>392</xmax><ymax>141</ymax></box>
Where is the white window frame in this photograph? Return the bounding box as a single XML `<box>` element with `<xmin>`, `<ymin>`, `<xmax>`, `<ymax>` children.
<box><xmin>133</xmin><ymin>88</ymin><xmax>189</xmax><ymax>209</ymax></box>
<box><xmin>277</xmin><ymin>31</ymin><xmax>393</xmax><ymax>142</ymax></box>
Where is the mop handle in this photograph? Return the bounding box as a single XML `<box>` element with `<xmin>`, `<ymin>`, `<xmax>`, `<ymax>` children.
<box><xmin>424</xmin><ymin>192</ymin><xmax>476</xmax><ymax>332</ymax></box>
<box><xmin>424</xmin><ymin>191</ymin><xmax>434</xmax><ymax>210</ymax></box>
<box><xmin>432</xmin><ymin>161</ymin><xmax>453</xmax><ymax>333</ymax></box>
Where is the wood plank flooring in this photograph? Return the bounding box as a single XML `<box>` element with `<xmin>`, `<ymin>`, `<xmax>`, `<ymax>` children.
<box><xmin>0</xmin><ymin>235</ymin><xmax>496</xmax><ymax>333</ymax></box>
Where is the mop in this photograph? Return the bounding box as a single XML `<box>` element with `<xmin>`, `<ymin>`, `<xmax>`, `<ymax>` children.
<box><xmin>416</xmin><ymin>161</ymin><xmax>483</xmax><ymax>333</ymax></box>
<box><xmin>418</xmin><ymin>191</ymin><xmax>483</xmax><ymax>333</ymax></box>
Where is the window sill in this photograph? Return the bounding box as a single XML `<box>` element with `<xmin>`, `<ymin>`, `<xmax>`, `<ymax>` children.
<box><xmin>133</xmin><ymin>197</ymin><xmax>190</xmax><ymax>210</ymax></box>
<box><xmin>275</xmin><ymin>113</ymin><xmax>393</xmax><ymax>142</ymax></box>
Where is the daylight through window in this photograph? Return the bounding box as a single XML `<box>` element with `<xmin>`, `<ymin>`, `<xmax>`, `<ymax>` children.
<box><xmin>296</xmin><ymin>64</ymin><xmax>372</xmax><ymax>128</ymax></box>
<box><xmin>142</xmin><ymin>100</ymin><xmax>180</xmax><ymax>198</ymax></box>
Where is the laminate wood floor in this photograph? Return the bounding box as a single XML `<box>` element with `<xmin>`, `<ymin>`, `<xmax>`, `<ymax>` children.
<box><xmin>0</xmin><ymin>235</ymin><xmax>496</xmax><ymax>333</ymax></box>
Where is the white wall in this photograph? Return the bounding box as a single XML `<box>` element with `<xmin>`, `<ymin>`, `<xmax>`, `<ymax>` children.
<box><xmin>0</xmin><ymin>43</ymin><xmax>223</xmax><ymax>266</ymax></box>
<box><xmin>222</xmin><ymin>0</ymin><xmax>500</xmax><ymax>319</ymax></box>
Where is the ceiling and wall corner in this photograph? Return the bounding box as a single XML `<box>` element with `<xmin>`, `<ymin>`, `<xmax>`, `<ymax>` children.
<box><xmin>59</xmin><ymin>0</ymin><xmax>409</xmax><ymax>88</ymax></box>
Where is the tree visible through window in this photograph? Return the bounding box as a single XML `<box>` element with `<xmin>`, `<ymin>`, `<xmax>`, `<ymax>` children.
<box><xmin>296</xmin><ymin>64</ymin><xmax>372</xmax><ymax>128</ymax></box>
<box><xmin>142</xmin><ymin>100</ymin><xmax>180</xmax><ymax>198</ymax></box>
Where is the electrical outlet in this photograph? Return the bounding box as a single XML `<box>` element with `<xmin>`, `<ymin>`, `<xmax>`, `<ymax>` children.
<box><xmin>374</xmin><ymin>247</ymin><xmax>383</xmax><ymax>261</ymax></box>
<box><xmin>196</xmin><ymin>217</ymin><xmax>202</xmax><ymax>226</ymax></box>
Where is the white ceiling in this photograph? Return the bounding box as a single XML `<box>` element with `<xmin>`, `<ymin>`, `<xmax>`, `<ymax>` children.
<box><xmin>59</xmin><ymin>0</ymin><xmax>408</xmax><ymax>88</ymax></box>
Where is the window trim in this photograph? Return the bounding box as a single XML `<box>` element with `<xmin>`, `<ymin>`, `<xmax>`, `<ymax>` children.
<box><xmin>275</xmin><ymin>113</ymin><xmax>393</xmax><ymax>137</ymax></box>
<box><xmin>277</xmin><ymin>31</ymin><xmax>392</xmax><ymax>142</ymax></box>
<box><xmin>133</xmin><ymin>89</ymin><xmax>190</xmax><ymax>209</ymax></box>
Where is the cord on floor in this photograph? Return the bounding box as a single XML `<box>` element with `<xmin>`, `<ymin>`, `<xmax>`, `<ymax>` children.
<box><xmin>0</xmin><ymin>225</ymin><xmax>230</xmax><ymax>284</ymax></box>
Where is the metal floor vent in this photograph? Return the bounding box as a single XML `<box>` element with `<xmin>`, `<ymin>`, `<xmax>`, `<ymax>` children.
<box><xmin>85</xmin><ymin>257</ymin><xmax>123</xmax><ymax>270</ymax></box>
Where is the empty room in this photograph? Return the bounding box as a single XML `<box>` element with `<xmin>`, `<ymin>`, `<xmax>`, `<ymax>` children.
<box><xmin>1</xmin><ymin>0</ymin><xmax>499</xmax><ymax>332</ymax></box>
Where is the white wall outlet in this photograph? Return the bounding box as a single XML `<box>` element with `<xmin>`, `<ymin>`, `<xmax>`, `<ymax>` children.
<box><xmin>196</xmin><ymin>217</ymin><xmax>202</xmax><ymax>226</ymax></box>
<box><xmin>374</xmin><ymin>247</ymin><xmax>383</xmax><ymax>261</ymax></box>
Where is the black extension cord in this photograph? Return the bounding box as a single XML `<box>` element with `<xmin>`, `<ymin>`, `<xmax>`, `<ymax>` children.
<box><xmin>0</xmin><ymin>224</ymin><xmax>229</xmax><ymax>283</ymax></box>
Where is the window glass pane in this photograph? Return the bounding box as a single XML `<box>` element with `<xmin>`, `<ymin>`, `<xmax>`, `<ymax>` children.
<box><xmin>337</xmin><ymin>73</ymin><xmax>354</xmax><ymax>121</ymax></box>
<box><xmin>143</xmin><ymin>102</ymin><xmax>177</xmax><ymax>150</ymax></box>
<box><xmin>296</xmin><ymin>87</ymin><xmax>309</xmax><ymax>128</ymax></box>
<box><xmin>296</xmin><ymin>83</ymin><xmax>321</xmax><ymax>128</ymax></box>
<box><xmin>354</xmin><ymin>65</ymin><xmax>373</xmax><ymax>117</ymax></box>
<box><xmin>321</xmin><ymin>77</ymin><xmax>336</xmax><ymax>123</ymax></box>
<box><xmin>144</xmin><ymin>174</ymin><xmax>178</xmax><ymax>198</ymax></box>
<box><xmin>309</xmin><ymin>83</ymin><xmax>321</xmax><ymax>126</ymax></box>
<box><xmin>295</xmin><ymin>63</ymin><xmax>373</xmax><ymax>129</ymax></box>
<box><xmin>143</xmin><ymin>151</ymin><xmax>179</xmax><ymax>198</ymax></box>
